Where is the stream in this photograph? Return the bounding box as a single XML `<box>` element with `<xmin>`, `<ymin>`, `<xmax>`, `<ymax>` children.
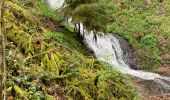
<box><xmin>48</xmin><ymin>0</ymin><xmax>170</xmax><ymax>97</ymax></box>
<box><xmin>84</xmin><ymin>33</ymin><xmax>170</xmax><ymax>95</ymax></box>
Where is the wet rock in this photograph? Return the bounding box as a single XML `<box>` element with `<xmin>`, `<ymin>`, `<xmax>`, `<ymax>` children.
<box><xmin>113</xmin><ymin>34</ymin><xmax>138</xmax><ymax>69</ymax></box>
<box><xmin>141</xmin><ymin>80</ymin><xmax>170</xmax><ymax>94</ymax></box>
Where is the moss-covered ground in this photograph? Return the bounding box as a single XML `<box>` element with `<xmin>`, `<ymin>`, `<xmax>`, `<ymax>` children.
<box><xmin>5</xmin><ymin>0</ymin><xmax>137</xmax><ymax>99</ymax></box>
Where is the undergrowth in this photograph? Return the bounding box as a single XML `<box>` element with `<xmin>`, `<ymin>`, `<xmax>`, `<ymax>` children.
<box><xmin>5</xmin><ymin>0</ymin><xmax>137</xmax><ymax>99</ymax></box>
<box><xmin>107</xmin><ymin>0</ymin><xmax>170</xmax><ymax>69</ymax></box>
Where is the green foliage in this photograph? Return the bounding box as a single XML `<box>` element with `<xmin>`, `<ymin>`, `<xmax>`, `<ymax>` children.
<box><xmin>140</xmin><ymin>34</ymin><xmax>158</xmax><ymax>51</ymax></box>
<box><xmin>140</xmin><ymin>34</ymin><xmax>161</xmax><ymax>69</ymax></box>
<box><xmin>38</xmin><ymin>3</ymin><xmax>62</xmax><ymax>22</ymax></box>
<box><xmin>7</xmin><ymin>39</ymin><xmax>137</xmax><ymax>99</ymax></box>
<box><xmin>61</xmin><ymin>0</ymin><xmax>110</xmax><ymax>33</ymax></box>
<box><xmin>44</xmin><ymin>31</ymin><xmax>90</xmax><ymax>55</ymax></box>
<box><xmin>5</xmin><ymin>1</ymin><xmax>138</xmax><ymax>99</ymax></box>
<box><xmin>16</xmin><ymin>0</ymin><xmax>62</xmax><ymax>22</ymax></box>
<box><xmin>107</xmin><ymin>0</ymin><xmax>170</xmax><ymax>69</ymax></box>
<box><xmin>17</xmin><ymin>0</ymin><xmax>35</xmax><ymax>6</ymax></box>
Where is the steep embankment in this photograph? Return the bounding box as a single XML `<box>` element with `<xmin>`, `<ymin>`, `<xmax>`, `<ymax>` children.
<box><xmin>5</xmin><ymin>0</ymin><xmax>137</xmax><ymax>99</ymax></box>
<box><xmin>106</xmin><ymin>1</ymin><xmax>170</xmax><ymax>99</ymax></box>
<box><xmin>107</xmin><ymin>0</ymin><xmax>170</xmax><ymax>70</ymax></box>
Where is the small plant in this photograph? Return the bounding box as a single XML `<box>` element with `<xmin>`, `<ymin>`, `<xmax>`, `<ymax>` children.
<box><xmin>140</xmin><ymin>34</ymin><xmax>162</xmax><ymax>69</ymax></box>
<box><xmin>39</xmin><ymin>2</ymin><xmax>62</xmax><ymax>22</ymax></box>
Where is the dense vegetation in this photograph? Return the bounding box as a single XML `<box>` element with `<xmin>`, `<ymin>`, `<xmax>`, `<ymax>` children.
<box><xmin>107</xmin><ymin>0</ymin><xmax>170</xmax><ymax>69</ymax></box>
<box><xmin>3</xmin><ymin>0</ymin><xmax>170</xmax><ymax>99</ymax></box>
<box><xmin>61</xmin><ymin>0</ymin><xmax>110</xmax><ymax>36</ymax></box>
<box><xmin>5</xmin><ymin>0</ymin><xmax>137</xmax><ymax>99</ymax></box>
<box><xmin>55</xmin><ymin>0</ymin><xmax>170</xmax><ymax>70</ymax></box>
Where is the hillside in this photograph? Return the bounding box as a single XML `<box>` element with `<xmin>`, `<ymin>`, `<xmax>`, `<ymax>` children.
<box><xmin>107</xmin><ymin>0</ymin><xmax>170</xmax><ymax>70</ymax></box>
<box><xmin>5</xmin><ymin>0</ymin><xmax>137</xmax><ymax>99</ymax></box>
<box><xmin>3</xmin><ymin>0</ymin><xmax>170</xmax><ymax>99</ymax></box>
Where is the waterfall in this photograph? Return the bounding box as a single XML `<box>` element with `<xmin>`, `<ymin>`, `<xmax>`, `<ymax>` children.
<box><xmin>47</xmin><ymin>0</ymin><xmax>64</xmax><ymax>9</ymax></box>
<box><xmin>84</xmin><ymin>33</ymin><xmax>169</xmax><ymax>80</ymax></box>
<box><xmin>48</xmin><ymin>0</ymin><xmax>170</xmax><ymax>93</ymax></box>
<box><xmin>84</xmin><ymin>33</ymin><xmax>170</xmax><ymax>92</ymax></box>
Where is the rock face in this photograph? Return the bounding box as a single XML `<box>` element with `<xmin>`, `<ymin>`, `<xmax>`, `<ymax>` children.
<box><xmin>113</xmin><ymin>34</ymin><xmax>138</xmax><ymax>69</ymax></box>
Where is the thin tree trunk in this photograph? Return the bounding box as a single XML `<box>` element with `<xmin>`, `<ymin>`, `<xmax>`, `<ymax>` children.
<box><xmin>0</xmin><ymin>0</ymin><xmax>3</xmax><ymax>99</ymax></box>
<box><xmin>77</xmin><ymin>23</ymin><xmax>81</xmax><ymax>39</ymax></box>
<box><xmin>2</xmin><ymin>18</ymin><xmax>6</xmax><ymax>100</ymax></box>
<box><xmin>78</xmin><ymin>23</ymin><xmax>80</xmax><ymax>34</ymax></box>
<box><xmin>93</xmin><ymin>31</ymin><xmax>97</xmax><ymax>42</ymax></box>
<box><xmin>0</xmin><ymin>0</ymin><xmax>6</xmax><ymax>99</ymax></box>
<box><xmin>74</xmin><ymin>24</ymin><xmax>77</xmax><ymax>33</ymax></box>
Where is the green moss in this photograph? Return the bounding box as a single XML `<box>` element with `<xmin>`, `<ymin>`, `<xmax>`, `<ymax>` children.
<box><xmin>107</xmin><ymin>0</ymin><xmax>170</xmax><ymax>69</ymax></box>
<box><xmin>5</xmin><ymin>1</ymin><xmax>138</xmax><ymax>99</ymax></box>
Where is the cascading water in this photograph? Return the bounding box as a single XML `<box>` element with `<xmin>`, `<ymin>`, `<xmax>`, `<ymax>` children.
<box><xmin>48</xmin><ymin>0</ymin><xmax>170</xmax><ymax>94</ymax></box>
<box><xmin>84</xmin><ymin>33</ymin><xmax>170</xmax><ymax>91</ymax></box>
<box><xmin>47</xmin><ymin>0</ymin><xmax>65</xmax><ymax>9</ymax></box>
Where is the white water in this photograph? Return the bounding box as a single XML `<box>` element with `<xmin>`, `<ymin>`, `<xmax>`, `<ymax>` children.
<box><xmin>84</xmin><ymin>33</ymin><xmax>170</xmax><ymax>80</ymax></box>
<box><xmin>47</xmin><ymin>0</ymin><xmax>65</xmax><ymax>9</ymax></box>
<box><xmin>48</xmin><ymin>0</ymin><xmax>170</xmax><ymax>90</ymax></box>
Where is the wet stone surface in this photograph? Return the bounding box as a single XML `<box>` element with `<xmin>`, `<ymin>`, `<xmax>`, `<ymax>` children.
<box><xmin>113</xmin><ymin>34</ymin><xmax>138</xmax><ymax>69</ymax></box>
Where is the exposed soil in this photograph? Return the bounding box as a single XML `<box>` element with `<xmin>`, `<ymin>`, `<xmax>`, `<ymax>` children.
<box><xmin>149</xmin><ymin>94</ymin><xmax>170</xmax><ymax>100</ymax></box>
<box><xmin>43</xmin><ymin>18</ymin><xmax>60</xmax><ymax>30</ymax></box>
<box><xmin>155</xmin><ymin>64</ymin><xmax>170</xmax><ymax>76</ymax></box>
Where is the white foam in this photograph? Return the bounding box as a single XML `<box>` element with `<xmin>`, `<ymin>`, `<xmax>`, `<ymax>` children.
<box><xmin>84</xmin><ymin>33</ymin><xmax>170</xmax><ymax>81</ymax></box>
<box><xmin>47</xmin><ymin>0</ymin><xmax>65</xmax><ymax>9</ymax></box>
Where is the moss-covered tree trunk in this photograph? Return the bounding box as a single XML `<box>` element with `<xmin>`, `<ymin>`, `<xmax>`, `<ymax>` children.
<box><xmin>0</xmin><ymin>33</ymin><xmax>2</xmax><ymax>100</ymax></box>
<box><xmin>0</xmin><ymin>0</ymin><xmax>6</xmax><ymax>99</ymax></box>
<box><xmin>0</xmin><ymin>0</ymin><xmax>3</xmax><ymax>99</ymax></box>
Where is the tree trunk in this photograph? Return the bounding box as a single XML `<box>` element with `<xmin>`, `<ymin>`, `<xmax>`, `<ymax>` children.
<box><xmin>74</xmin><ymin>24</ymin><xmax>77</xmax><ymax>33</ymax></box>
<box><xmin>78</xmin><ymin>23</ymin><xmax>80</xmax><ymax>34</ymax></box>
<box><xmin>0</xmin><ymin>0</ymin><xmax>6</xmax><ymax>99</ymax></box>
<box><xmin>93</xmin><ymin>31</ymin><xmax>97</xmax><ymax>42</ymax></box>
<box><xmin>77</xmin><ymin>23</ymin><xmax>81</xmax><ymax>39</ymax></box>
<box><xmin>0</xmin><ymin>1</ymin><xmax>3</xmax><ymax>99</ymax></box>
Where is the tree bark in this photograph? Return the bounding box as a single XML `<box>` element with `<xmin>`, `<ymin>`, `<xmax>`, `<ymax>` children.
<box><xmin>77</xmin><ymin>23</ymin><xmax>81</xmax><ymax>39</ymax></box>
<box><xmin>0</xmin><ymin>0</ymin><xmax>3</xmax><ymax>99</ymax></box>
<box><xmin>0</xmin><ymin>0</ymin><xmax>6</xmax><ymax>99</ymax></box>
